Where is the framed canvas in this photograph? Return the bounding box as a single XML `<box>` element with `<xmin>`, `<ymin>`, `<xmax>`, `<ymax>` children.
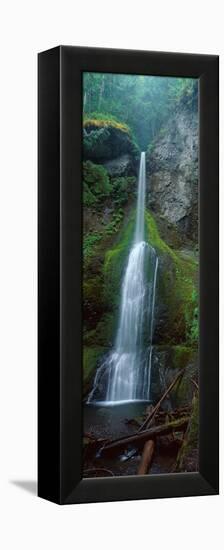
<box><xmin>38</xmin><ymin>46</ymin><xmax>219</xmax><ymax>504</ymax></box>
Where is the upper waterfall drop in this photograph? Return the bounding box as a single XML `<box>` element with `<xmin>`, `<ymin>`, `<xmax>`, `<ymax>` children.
<box><xmin>134</xmin><ymin>152</ymin><xmax>146</xmax><ymax>243</ymax></box>
<box><xmin>87</xmin><ymin>152</ymin><xmax>158</xmax><ymax>405</ymax></box>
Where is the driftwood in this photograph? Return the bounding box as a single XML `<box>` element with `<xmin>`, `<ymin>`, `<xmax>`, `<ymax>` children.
<box><xmin>138</xmin><ymin>369</ymin><xmax>185</xmax><ymax>433</ymax></box>
<box><xmin>101</xmin><ymin>416</ymin><xmax>190</xmax><ymax>456</ymax></box>
<box><xmin>137</xmin><ymin>440</ymin><xmax>155</xmax><ymax>475</ymax></box>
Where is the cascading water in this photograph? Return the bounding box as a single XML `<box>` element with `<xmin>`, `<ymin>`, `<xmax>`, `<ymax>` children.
<box><xmin>88</xmin><ymin>152</ymin><xmax>158</xmax><ymax>404</ymax></box>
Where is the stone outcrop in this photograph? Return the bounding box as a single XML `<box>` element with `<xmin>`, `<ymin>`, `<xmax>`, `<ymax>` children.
<box><xmin>146</xmin><ymin>102</ymin><xmax>198</xmax><ymax>244</ymax></box>
<box><xmin>102</xmin><ymin>154</ymin><xmax>134</xmax><ymax>177</ymax></box>
<box><xmin>83</xmin><ymin>118</ymin><xmax>140</xmax><ymax>175</ymax></box>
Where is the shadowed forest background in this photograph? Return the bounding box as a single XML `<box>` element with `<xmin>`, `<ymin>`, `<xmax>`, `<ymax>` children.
<box><xmin>82</xmin><ymin>72</ymin><xmax>199</xmax><ymax>477</ymax></box>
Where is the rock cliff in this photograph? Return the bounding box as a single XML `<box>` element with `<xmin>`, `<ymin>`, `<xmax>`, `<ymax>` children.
<box><xmin>146</xmin><ymin>99</ymin><xmax>198</xmax><ymax>245</ymax></box>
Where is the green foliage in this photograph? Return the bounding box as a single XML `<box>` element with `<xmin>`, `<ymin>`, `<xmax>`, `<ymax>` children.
<box><xmin>104</xmin><ymin>209</ymin><xmax>124</xmax><ymax>235</ymax></box>
<box><xmin>83</xmin><ymin>161</ymin><xmax>112</xmax><ymax>208</ymax></box>
<box><xmin>83</xmin><ymin>161</ymin><xmax>111</xmax><ymax>200</ymax></box>
<box><xmin>186</xmin><ymin>289</ymin><xmax>199</xmax><ymax>345</ymax></box>
<box><xmin>83</xmin><ymin>116</ymin><xmax>140</xmax><ymax>162</ymax></box>
<box><xmin>103</xmin><ymin>212</ymin><xmax>135</xmax><ymax>309</ymax></box>
<box><xmin>83</xmin><ymin>182</ymin><xmax>96</xmax><ymax>206</ymax></box>
<box><xmin>83</xmin><ymin>162</ymin><xmax>135</xmax><ymax>209</ymax></box>
<box><xmin>111</xmin><ymin>176</ymin><xmax>136</xmax><ymax>207</ymax></box>
<box><xmin>83</xmin><ymin>72</ymin><xmax>198</xmax><ymax>149</ymax></box>
<box><xmin>83</xmin><ymin>231</ymin><xmax>102</xmax><ymax>258</ymax></box>
<box><xmin>83</xmin><ymin>127</ymin><xmax>110</xmax><ymax>160</ymax></box>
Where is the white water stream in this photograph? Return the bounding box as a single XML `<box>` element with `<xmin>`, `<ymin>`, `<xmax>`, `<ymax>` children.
<box><xmin>88</xmin><ymin>152</ymin><xmax>158</xmax><ymax>404</ymax></box>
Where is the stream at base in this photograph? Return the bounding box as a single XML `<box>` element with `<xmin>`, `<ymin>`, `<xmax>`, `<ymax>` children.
<box><xmin>83</xmin><ymin>402</ymin><xmax>177</xmax><ymax>477</ymax></box>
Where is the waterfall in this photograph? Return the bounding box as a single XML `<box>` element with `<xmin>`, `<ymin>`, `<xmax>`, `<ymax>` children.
<box><xmin>87</xmin><ymin>152</ymin><xmax>158</xmax><ymax>404</ymax></box>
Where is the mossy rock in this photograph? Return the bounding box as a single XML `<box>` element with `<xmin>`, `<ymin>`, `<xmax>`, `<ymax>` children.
<box><xmin>84</xmin><ymin>312</ymin><xmax>116</xmax><ymax>348</ymax></box>
<box><xmin>103</xmin><ymin>211</ymin><xmax>136</xmax><ymax>309</ymax></box>
<box><xmin>83</xmin><ymin>115</ymin><xmax>140</xmax><ymax>165</ymax></box>
<box><xmin>84</xmin><ymin>115</ymin><xmax>132</xmax><ymax>135</ymax></box>
<box><xmin>145</xmin><ymin>211</ymin><xmax>198</xmax><ymax>345</ymax></box>
<box><xmin>83</xmin><ymin>346</ymin><xmax>106</xmax><ymax>395</ymax></box>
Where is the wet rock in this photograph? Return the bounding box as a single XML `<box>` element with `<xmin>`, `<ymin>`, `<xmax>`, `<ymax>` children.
<box><xmin>83</xmin><ymin>121</ymin><xmax>140</xmax><ymax>173</ymax></box>
<box><xmin>103</xmin><ymin>154</ymin><xmax>135</xmax><ymax>177</ymax></box>
<box><xmin>146</xmin><ymin>103</ymin><xmax>198</xmax><ymax>244</ymax></box>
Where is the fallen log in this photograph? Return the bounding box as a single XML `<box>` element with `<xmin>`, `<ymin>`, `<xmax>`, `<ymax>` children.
<box><xmin>101</xmin><ymin>416</ymin><xmax>190</xmax><ymax>456</ymax></box>
<box><xmin>137</xmin><ymin>440</ymin><xmax>155</xmax><ymax>475</ymax></box>
<box><xmin>138</xmin><ymin>369</ymin><xmax>185</xmax><ymax>432</ymax></box>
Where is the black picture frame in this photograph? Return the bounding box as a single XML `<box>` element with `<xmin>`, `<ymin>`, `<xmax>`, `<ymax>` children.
<box><xmin>38</xmin><ymin>45</ymin><xmax>219</xmax><ymax>505</ymax></box>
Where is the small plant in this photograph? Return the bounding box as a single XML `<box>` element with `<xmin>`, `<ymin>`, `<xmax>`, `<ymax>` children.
<box><xmin>185</xmin><ymin>288</ymin><xmax>199</xmax><ymax>346</ymax></box>
<box><xmin>83</xmin><ymin>232</ymin><xmax>102</xmax><ymax>258</ymax></box>
<box><xmin>83</xmin><ymin>161</ymin><xmax>112</xmax><ymax>206</ymax></box>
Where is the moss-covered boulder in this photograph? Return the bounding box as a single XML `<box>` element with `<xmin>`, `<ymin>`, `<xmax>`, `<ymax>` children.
<box><xmin>83</xmin><ymin>115</ymin><xmax>140</xmax><ymax>173</ymax></box>
<box><xmin>146</xmin><ymin>211</ymin><xmax>198</xmax><ymax>345</ymax></box>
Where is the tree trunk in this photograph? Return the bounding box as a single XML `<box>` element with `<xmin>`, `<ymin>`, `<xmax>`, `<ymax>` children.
<box><xmin>137</xmin><ymin>440</ymin><xmax>155</xmax><ymax>475</ymax></box>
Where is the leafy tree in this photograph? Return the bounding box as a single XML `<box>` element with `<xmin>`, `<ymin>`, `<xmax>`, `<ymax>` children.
<box><xmin>83</xmin><ymin>72</ymin><xmax>198</xmax><ymax>149</ymax></box>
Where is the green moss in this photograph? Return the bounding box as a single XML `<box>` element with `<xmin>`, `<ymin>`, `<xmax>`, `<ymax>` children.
<box><xmin>83</xmin><ymin>231</ymin><xmax>103</xmax><ymax>259</ymax></box>
<box><xmin>186</xmin><ymin>288</ymin><xmax>199</xmax><ymax>345</ymax></box>
<box><xmin>104</xmin><ymin>209</ymin><xmax>125</xmax><ymax>236</ymax></box>
<box><xmin>83</xmin><ymin>182</ymin><xmax>96</xmax><ymax>206</ymax></box>
<box><xmin>83</xmin><ymin>275</ymin><xmax>104</xmax><ymax>309</ymax></box>
<box><xmin>145</xmin><ymin>211</ymin><xmax>198</xmax><ymax>345</ymax></box>
<box><xmin>83</xmin><ymin>114</ymin><xmax>132</xmax><ymax>136</ymax></box>
<box><xmin>83</xmin><ymin>346</ymin><xmax>106</xmax><ymax>394</ymax></box>
<box><xmin>84</xmin><ymin>312</ymin><xmax>116</xmax><ymax>347</ymax></box>
<box><xmin>83</xmin><ymin>161</ymin><xmax>111</xmax><ymax>206</ymax></box>
<box><xmin>111</xmin><ymin>177</ymin><xmax>136</xmax><ymax>207</ymax></box>
<box><xmin>172</xmin><ymin>345</ymin><xmax>192</xmax><ymax>369</ymax></box>
<box><xmin>103</xmin><ymin>211</ymin><xmax>135</xmax><ymax>308</ymax></box>
<box><xmin>83</xmin><ymin>114</ymin><xmax>140</xmax><ymax>162</ymax></box>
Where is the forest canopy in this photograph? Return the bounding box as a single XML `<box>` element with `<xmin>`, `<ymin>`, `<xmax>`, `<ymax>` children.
<box><xmin>83</xmin><ymin>72</ymin><xmax>198</xmax><ymax>149</ymax></box>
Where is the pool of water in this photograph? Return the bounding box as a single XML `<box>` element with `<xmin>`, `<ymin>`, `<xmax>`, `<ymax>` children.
<box><xmin>84</xmin><ymin>401</ymin><xmax>150</xmax><ymax>441</ymax></box>
<box><xmin>83</xmin><ymin>401</ymin><xmax>178</xmax><ymax>477</ymax></box>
